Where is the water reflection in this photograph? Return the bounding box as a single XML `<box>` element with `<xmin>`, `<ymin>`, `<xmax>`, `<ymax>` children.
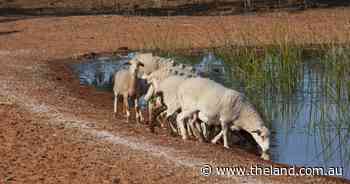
<box><xmin>71</xmin><ymin>55</ymin><xmax>131</xmax><ymax>89</ymax></box>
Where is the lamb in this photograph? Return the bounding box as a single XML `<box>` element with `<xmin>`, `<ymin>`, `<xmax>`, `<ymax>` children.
<box><xmin>113</xmin><ymin>59</ymin><xmax>146</xmax><ymax>123</ymax></box>
<box><xmin>176</xmin><ymin>77</ymin><xmax>270</xmax><ymax>155</ymax></box>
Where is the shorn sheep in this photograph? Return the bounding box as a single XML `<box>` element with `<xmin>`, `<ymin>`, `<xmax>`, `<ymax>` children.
<box><xmin>112</xmin><ymin>53</ymin><xmax>174</xmax><ymax>124</ymax></box>
<box><xmin>113</xmin><ymin>58</ymin><xmax>145</xmax><ymax>123</ymax></box>
<box><xmin>130</xmin><ymin>53</ymin><xmax>176</xmax><ymax>123</ymax></box>
<box><xmin>114</xmin><ymin>53</ymin><xmax>271</xmax><ymax>159</ymax></box>
<box><xmin>146</xmin><ymin>76</ymin><xmax>187</xmax><ymax>133</ymax></box>
<box><xmin>132</xmin><ymin>53</ymin><xmax>175</xmax><ymax>77</ymax></box>
<box><xmin>144</xmin><ymin>66</ymin><xmax>203</xmax><ymax>139</ymax></box>
<box><xmin>176</xmin><ymin>77</ymin><xmax>270</xmax><ymax>156</ymax></box>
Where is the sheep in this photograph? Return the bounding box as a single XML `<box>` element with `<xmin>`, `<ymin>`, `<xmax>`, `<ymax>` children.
<box><xmin>143</xmin><ymin>63</ymin><xmax>199</xmax><ymax>107</ymax></box>
<box><xmin>143</xmin><ymin>64</ymin><xmax>197</xmax><ymax>90</ymax></box>
<box><xmin>145</xmin><ymin>75</ymin><xmax>192</xmax><ymax>134</ymax></box>
<box><xmin>175</xmin><ymin>77</ymin><xmax>270</xmax><ymax>156</ymax></box>
<box><xmin>113</xmin><ymin>59</ymin><xmax>146</xmax><ymax>123</ymax></box>
<box><xmin>144</xmin><ymin>68</ymin><xmax>204</xmax><ymax>141</ymax></box>
<box><xmin>128</xmin><ymin>53</ymin><xmax>182</xmax><ymax>123</ymax></box>
<box><xmin>132</xmin><ymin>53</ymin><xmax>175</xmax><ymax>77</ymax></box>
<box><xmin>131</xmin><ymin>54</ymin><xmax>201</xmax><ymax>134</ymax></box>
<box><xmin>208</xmin><ymin>101</ymin><xmax>270</xmax><ymax>160</ymax></box>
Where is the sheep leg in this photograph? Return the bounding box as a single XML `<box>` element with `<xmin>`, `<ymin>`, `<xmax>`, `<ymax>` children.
<box><xmin>148</xmin><ymin>101</ymin><xmax>154</xmax><ymax>124</ymax></box>
<box><xmin>194</xmin><ymin>120</ymin><xmax>205</xmax><ymax>143</ymax></box>
<box><xmin>148</xmin><ymin>104</ymin><xmax>167</xmax><ymax>133</ymax></box>
<box><xmin>187</xmin><ymin>119</ymin><xmax>194</xmax><ymax>137</ymax></box>
<box><xmin>189</xmin><ymin>113</ymin><xmax>204</xmax><ymax>142</ymax></box>
<box><xmin>211</xmin><ymin>124</ymin><xmax>240</xmax><ymax>144</ymax></box>
<box><xmin>210</xmin><ymin>125</ymin><xmax>230</xmax><ymax>148</ymax></box>
<box><xmin>124</xmin><ymin>95</ymin><xmax>130</xmax><ymax>122</ymax></box>
<box><xmin>176</xmin><ymin>111</ymin><xmax>194</xmax><ymax>140</ymax></box>
<box><xmin>159</xmin><ymin>112</ymin><xmax>166</xmax><ymax>128</ymax></box>
<box><xmin>201</xmin><ymin>123</ymin><xmax>209</xmax><ymax>141</ymax></box>
<box><xmin>221</xmin><ymin>121</ymin><xmax>230</xmax><ymax>149</ymax></box>
<box><xmin>134</xmin><ymin>98</ymin><xmax>141</xmax><ymax>124</ymax></box>
<box><xmin>138</xmin><ymin>100</ymin><xmax>144</xmax><ymax>123</ymax></box>
<box><xmin>211</xmin><ymin>131</ymin><xmax>223</xmax><ymax>144</ymax></box>
<box><xmin>166</xmin><ymin>114</ymin><xmax>178</xmax><ymax>136</ymax></box>
<box><xmin>114</xmin><ymin>95</ymin><xmax>118</xmax><ymax>117</ymax></box>
<box><xmin>138</xmin><ymin>111</ymin><xmax>144</xmax><ymax>123</ymax></box>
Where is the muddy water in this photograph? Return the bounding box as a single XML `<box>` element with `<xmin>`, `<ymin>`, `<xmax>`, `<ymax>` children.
<box><xmin>71</xmin><ymin>53</ymin><xmax>350</xmax><ymax>179</ymax></box>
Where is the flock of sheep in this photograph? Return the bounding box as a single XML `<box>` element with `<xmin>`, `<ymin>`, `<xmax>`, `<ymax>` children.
<box><xmin>112</xmin><ymin>53</ymin><xmax>270</xmax><ymax>160</ymax></box>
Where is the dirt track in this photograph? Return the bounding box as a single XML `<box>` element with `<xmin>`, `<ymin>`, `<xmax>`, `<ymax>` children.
<box><xmin>1</xmin><ymin>8</ymin><xmax>350</xmax><ymax>184</ymax></box>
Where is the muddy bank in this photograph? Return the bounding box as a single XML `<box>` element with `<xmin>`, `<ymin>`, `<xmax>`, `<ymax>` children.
<box><xmin>1</xmin><ymin>50</ymin><xmax>348</xmax><ymax>183</ymax></box>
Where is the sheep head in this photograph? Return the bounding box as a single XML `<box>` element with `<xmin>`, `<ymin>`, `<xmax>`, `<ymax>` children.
<box><xmin>128</xmin><ymin>59</ymin><xmax>144</xmax><ymax>75</ymax></box>
<box><xmin>251</xmin><ymin>126</ymin><xmax>270</xmax><ymax>154</ymax></box>
<box><xmin>126</xmin><ymin>59</ymin><xmax>144</xmax><ymax>97</ymax></box>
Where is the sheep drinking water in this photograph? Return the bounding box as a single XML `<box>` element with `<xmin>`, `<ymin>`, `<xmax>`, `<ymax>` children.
<box><xmin>176</xmin><ymin>77</ymin><xmax>270</xmax><ymax>157</ymax></box>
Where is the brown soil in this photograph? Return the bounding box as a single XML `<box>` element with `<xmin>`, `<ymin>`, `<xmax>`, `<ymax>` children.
<box><xmin>1</xmin><ymin>7</ymin><xmax>350</xmax><ymax>184</ymax></box>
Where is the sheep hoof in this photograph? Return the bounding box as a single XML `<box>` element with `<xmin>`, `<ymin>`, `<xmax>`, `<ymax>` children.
<box><xmin>261</xmin><ymin>152</ymin><xmax>270</xmax><ymax>160</ymax></box>
<box><xmin>198</xmin><ymin>137</ymin><xmax>205</xmax><ymax>143</ymax></box>
<box><xmin>140</xmin><ymin>117</ymin><xmax>145</xmax><ymax>123</ymax></box>
<box><xmin>224</xmin><ymin>145</ymin><xmax>230</xmax><ymax>149</ymax></box>
<box><xmin>136</xmin><ymin>118</ymin><xmax>143</xmax><ymax>125</ymax></box>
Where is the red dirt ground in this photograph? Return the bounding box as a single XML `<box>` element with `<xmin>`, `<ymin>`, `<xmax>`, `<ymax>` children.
<box><xmin>1</xmin><ymin>7</ymin><xmax>350</xmax><ymax>184</ymax></box>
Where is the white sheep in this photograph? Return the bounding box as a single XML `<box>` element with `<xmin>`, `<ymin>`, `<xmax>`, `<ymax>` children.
<box><xmin>145</xmin><ymin>75</ymin><xmax>190</xmax><ymax>134</ymax></box>
<box><xmin>113</xmin><ymin>59</ymin><xmax>145</xmax><ymax>123</ymax></box>
<box><xmin>132</xmin><ymin>53</ymin><xmax>175</xmax><ymax>77</ymax></box>
<box><xmin>128</xmin><ymin>53</ymin><xmax>181</xmax><ymax>123</ymax></box>
<box><xmin>144</xmin><ymin>68</ymin><xmax>204</xmax><ymax>140</ymax></box>
<box><xmin>131</xmin><ymin>54</ymin><xmax>202</xmax><ymax>136</ymax></box>
<box><xmin>176</xmin><ymin>77</ymin><xmax>270</xmax><ymax>155</ymax></box>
